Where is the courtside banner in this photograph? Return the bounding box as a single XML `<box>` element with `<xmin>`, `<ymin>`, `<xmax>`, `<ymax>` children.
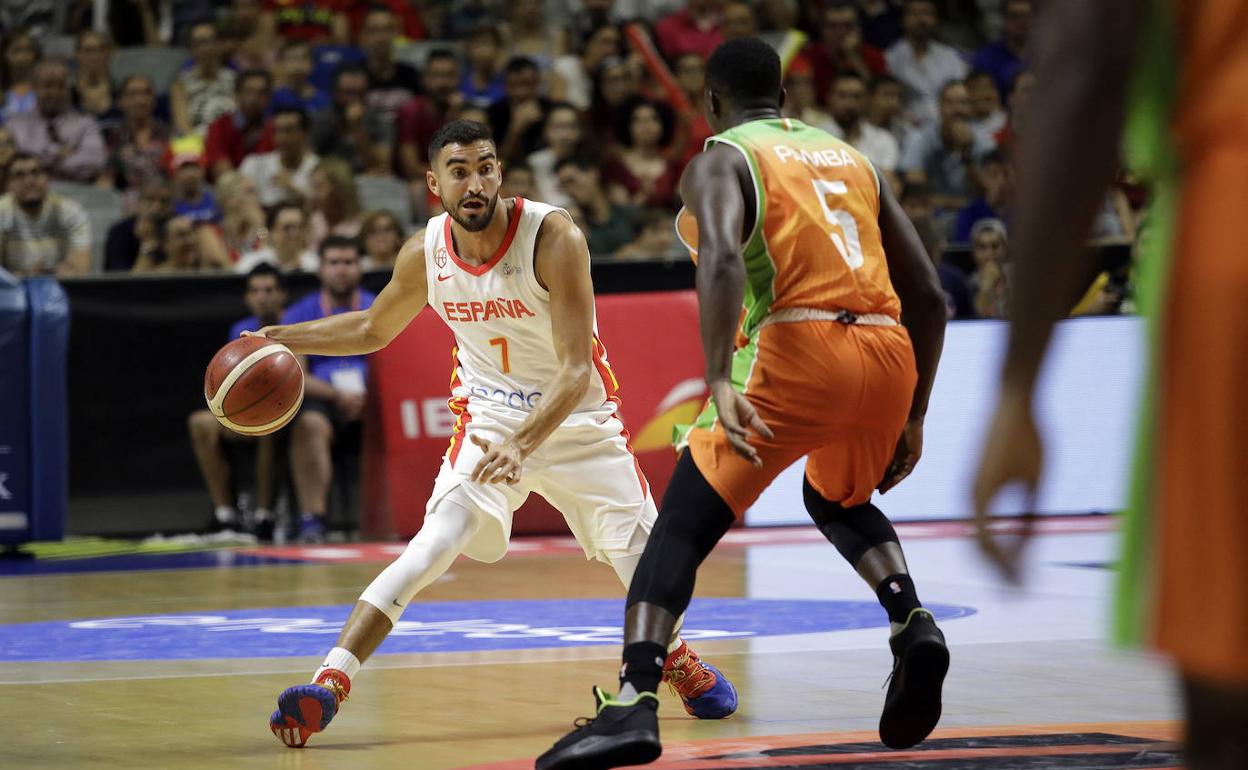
<box><xmin>363</xmin><ymin>291</ymin><xmax>707</xmax><ymax>538</ymax></box>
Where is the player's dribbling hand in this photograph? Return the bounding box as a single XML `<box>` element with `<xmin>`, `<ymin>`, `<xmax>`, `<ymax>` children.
<box><xmin>242</xmin><ymin>327</ymin><xmax>276</xmax><ymax>338</ymax></box>
<box><xmin>878</xmin><ymin>418</ymin><xmax>923</xmax><ymax>494</ymax></box>
<box><xmin>709</xmin><ymin>379</ymin><xmax>774</xmax><ymax>468</ymax></box>
<box><xmin>971</xmin><ymin>391</ymin><xmax>1043</xmax><ymax>585</ymax></box>
<box><xmin>469</xmin><ymin>434</ymin><xmax>524</xmax><ymax>484</ymax></box>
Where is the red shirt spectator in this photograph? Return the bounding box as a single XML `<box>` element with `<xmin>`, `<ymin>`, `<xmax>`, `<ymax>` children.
<box><xmin>655</xmin><ymin>0</ymin><xmax>725</xmax><ymax>61</ymax></box>
<box><xmin>602</xmin><ymin>98</ymin><xmax>682</xmax><ymax>211</ymax></box>
<box><xmin>204</xmin><ymin>71</ymin><xmax>276</xmax><ymax>181</ymax></box>
<box><xmin>800</xmin><ymin>2</ymin><xmax>888</xmax><ymax>107</ymax></box>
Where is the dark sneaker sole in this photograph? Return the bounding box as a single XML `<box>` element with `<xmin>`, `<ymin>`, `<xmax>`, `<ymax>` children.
<box><xmin>879</xmin><ymin>637</ymin><xmax>949</xmax><ymax>749</ymax></box>
<box><xmin>535</xmin><ymin>730</ymin><xmax>662</xmax><ymax>770</ymax></box>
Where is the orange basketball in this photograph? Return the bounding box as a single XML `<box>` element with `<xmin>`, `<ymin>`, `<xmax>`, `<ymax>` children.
<box><xmin>204</xmin><ymin>336</ymin><xmax>304</xmax><ymax>436</ymax></box>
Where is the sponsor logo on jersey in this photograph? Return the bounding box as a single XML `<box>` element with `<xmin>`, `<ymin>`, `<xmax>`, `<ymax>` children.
<box><xmin>443</xmin><ymin>298</ymin><xmax>537</xmax><ymax>322</ymax></box>
<box><xmin>772</xmin><ymin>144</ymin><xmax>859</xmax><ymax>168</ymax></box>
<box><xmin>468</xmin><ymin>384</ymin><xmax>543</xmax><ymax>409</ymax></box>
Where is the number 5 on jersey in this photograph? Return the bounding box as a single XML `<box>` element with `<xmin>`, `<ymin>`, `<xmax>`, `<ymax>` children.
<box><xmin>489</xmin><ymin>337</ymin><xmax>511</xmax><ymax>374</ymax></box>
<box><xmin>812</xmin><ymin>179</ymin><xmax>864</xmax><ymax>271</ymax></box>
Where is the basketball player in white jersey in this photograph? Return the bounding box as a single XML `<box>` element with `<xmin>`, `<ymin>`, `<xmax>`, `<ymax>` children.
<box><xmin>255</xmin><ymin>120</ymin><xmax>739</xmax><ymax>749</ymax></box>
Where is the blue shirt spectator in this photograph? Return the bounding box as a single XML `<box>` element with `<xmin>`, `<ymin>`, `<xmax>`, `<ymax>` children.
<box><xmin>970</xmin><ymin>0</ymin><xmax>1032</xmax><ymax>96</ymax></box>
<box><xmin>282</xmin><ymin>287</ymin><xmax>377</xmax><ymax>384</ymax></box>
<box><xmin>272</xmin><ymin>85</ymin><xmax>333</xmax><ymax>114</ymax></box>
<box><xmin>176</xmin><ymin>190</ymin><xmax>222</xmax><ymax>224</ymax></box>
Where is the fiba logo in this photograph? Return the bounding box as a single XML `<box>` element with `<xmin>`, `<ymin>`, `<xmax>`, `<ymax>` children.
<box><xmin>434</xmin><ymin>247</ymin><xmax>448</xmax><ymax>269</ymax></box>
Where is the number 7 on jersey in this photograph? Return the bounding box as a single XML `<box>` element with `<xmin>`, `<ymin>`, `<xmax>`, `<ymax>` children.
<box><xmin>489</xmin><ymin>337</ymin><xmax>511</xmax><ymax>374</ymax></box>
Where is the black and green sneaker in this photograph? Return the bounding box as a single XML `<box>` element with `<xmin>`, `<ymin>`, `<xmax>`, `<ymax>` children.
<box><xmin>535</xmin><ymin>686</ymin><xmax>661</xmax><ymax>770</ymax></box>
<box><xmin>879</xmin><ymin>608</ymin><xmax>950</xmax><ymax>750</ymax></box>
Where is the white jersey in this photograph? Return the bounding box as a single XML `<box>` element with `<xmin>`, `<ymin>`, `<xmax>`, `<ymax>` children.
<box><xmin>423</xmin><ymin>197</ymin><xmax>617</xmax><ymax>418</ymax></box>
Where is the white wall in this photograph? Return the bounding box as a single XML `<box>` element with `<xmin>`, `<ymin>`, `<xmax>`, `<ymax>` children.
<box><xmin>744</xmin><ymin>316</ymin><xmax>1145</xmax><ymax>525</ymax></box>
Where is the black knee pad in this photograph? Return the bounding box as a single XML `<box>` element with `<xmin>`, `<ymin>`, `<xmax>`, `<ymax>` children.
<box><xmin>803</xmin><ymin>476</ymin><xmax>899</xmax><ymax>566</ymax></box>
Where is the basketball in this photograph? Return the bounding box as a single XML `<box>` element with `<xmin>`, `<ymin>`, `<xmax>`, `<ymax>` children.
<box><xmin>204</xmin><ymin>336</ymin><xmax>304</xmax><ymax>436</ymax></box>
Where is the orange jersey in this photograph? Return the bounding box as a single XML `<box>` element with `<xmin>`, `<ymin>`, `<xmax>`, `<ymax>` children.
<box><xmin>1171</xmin><ymin>1</ymin><xmax>1248</xmax><ymax>156</ymax></box>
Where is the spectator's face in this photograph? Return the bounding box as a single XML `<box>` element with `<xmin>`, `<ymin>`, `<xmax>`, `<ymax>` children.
<box><xmin>599</xmin><ymin>62</ymin><xmax>637</xmax><ymax>107</ymax></box>
<box><xmin>784</xmin><ymin>72</ymin><xmax>814</xmax><ymax>109</ymax></box>
<box><xmin>980</xmin><ymin>160</ymin><xmax>1008</xmax><ymax>200</ymax></box>
<box><xmin>232</xmin><ymin>0</ymin><xmax>262</xmax><ymax>27</ymax></box>
<box><xmin>424</xmin><ymin>58</ymin><xmax>460</xmax><ymax>102</ymax></box>
<box><xmin>362</xmin><ymin>216</ymin><xmax>401</xmax><ymax>259</ymax></box>
<box><xmin>460</xmin><ymin>106</ymin><xmax>489</xmax><ymax>126</ymax></box>
<box><xmin>0</xmin><ymin>128</ymin><xmax>15</xmax><ymax>166</ymax></box>
<box><xmin>280</xmin><ymin>44</ymin><xmax>313</xmax><ymax>83</ymax></box>
<box><xmin>244</xmin><ymin>273</ymin><xmax>284</xmax><ymax>319</ymax></box>
<box><xmin>467</xmin><ymin>34</ymin><xmax>499</xmax><ymax>70</ymax></box>
<box><xmin>163</xmin><ymin>216</ymin><xmax>197</xmax><ymax>260</ymax></box>
<box><xmin>722</xmin><ymin>3</ymin><xmax>757</xmax><ymax>39</ymax></box>
<box><xmin>629</xmin><ymin>104</ymin><xmax>663</xmax><ymax>149</ymax></box>
<box><xmin>505</xmin><ymin>66</ymin><xmax>540</xmax><ymax>104</ymax></box>
<box><xmin>901</xmin><ymin>192</ymin><xmax>930</xmax><ymax>223</ymax></box>
<box><xmin>76</xmin><ymin>32</ymin><xmax>110</xmax><ymax>74</ymax></box>
<box><xmin>500</xmin><ymin>168</ymin><xmax>536</xmax><ymax>199</ymax></box>
<box><xmin>137</xmin><ymin>184</ymin><xmax>173</xmax><ymax>221</ymax></box>
<box><xmin>972</xmin><ymin>228</ymin><xmax>1006</xmax><ymax>267</ymax></box>
<box><xmin>319</xmin><ymin>247</ymin><xmax>363</xmax><ymax>295</ymax></box>
<box><xmin>188</xmin><ymin>24</ymin><xmax>220</xmax><ymax>66</ymax></box>
<box><xmin>544</xmin><ymin>107</ymin><xmax>581</xmax><ymax>157</ymax></box>
<box><xmin>822</xmin><ymin>8</ymin><xmax>859</xmax><ymax>47</ymax></box>
<box><xmin>362</xmin><ymin>11</ymin><xmax>397</xmax><ymax>59</ymax></box>
<box><xmin>5</xmin><ymin>35</ymin><xmax>37</xmax><ymax>75</ymax></box>
<box><xmin>968</xmin><ymin>75</ymin><xmax>1000</xmax><ymax>118</ymax></box>
<box><xmin>273</xmin><ymin>113</ymin><xmax>306</xmax><ymax>156</ymax></box>
<box><xmin>1002</xmin><ymin>0</ymin><xmax>1032</xmax><ymax>48</ymax></box>
<box><xmin>8</xmin><ymin>160</ymin><xmax>47</xmax><ymax>206</ymax></box>
<box><xmin>869</xmin><ymin>81</ymin><xmax>903</xmax><ymax>122</ymax></box>
<box><xmin>901</xmin><ymin>1</ymin><xmax>937</xmax><ymax>42</ymax></box>
<box><xmin>432</xmin><ymin>141</ymin><xmax>502</xmax><ymax>233</ymax></box>
<box><xmin>1009</xmin><ymin>71</ymin><xmax>1034</xmax><ymax>115</ymax></box>
<box><xmin>175</xmin><ymin>163</ymin><xmax>204</xmax><ymax>195</ymax></box>
<box><xmin>335</xmin><ymin>72</ymin><xmax>368</xmax><ymax>108</ymax></box>
<box><xmin>237</xmin><ymin>75</ymin><xmax>271</xmax><ymax>120</ymax></box>
<box><xmin>584</xmin><ymin>27</ymin><xmax>620</xmax><ymax>70</ymax></box>
<box><xmin>34</xmin><ymin>65</ymin><xmax>70</xmax><ymax>117</ymax></box>
<box><xmin>831</xmin><ymin>77</ymin><xmax>866</xmax><ymax>125</ymax></box>
<box><xmin>938</xmin><ymin>82</ymin><xmax>971</xmax><ymax>125</ymax></box>
<box><xmin>675</xmin><ymin>54</ymin><xmax>705</xmax><ymax>97</ymax></box>
<box><xmin>512</xmin><ymin>0</ymin><xmax>542</xmax><ymax>25</ymax></box>
<box><xmin>120</xmin><ymin>77</ymin><xmax>155</xmax><ymax>119</ymax></box>
<box><xmin>271</xmin><ymin>207</ymin><xmax>307</xmax><ymax>253</ymax></box>
<box><xmin>556</xmin><ymin>164</ymin><xmax>596</xmax><ymax>206</ymax></box>
<box><xmin>230</xmin><ymin>174</ymin><xmax>260</xmax><ymax>214</ymax></box>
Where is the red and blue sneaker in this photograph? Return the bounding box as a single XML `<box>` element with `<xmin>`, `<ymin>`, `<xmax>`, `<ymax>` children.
<box><xmin>269</xmin><ymin>669</ymin><xmax>351</xmax><ymax>748</ymax></box>
<box><xmin>663</xmin><ymin>641</ymin><xmax>738</xmax><ymax>719</ymax></box>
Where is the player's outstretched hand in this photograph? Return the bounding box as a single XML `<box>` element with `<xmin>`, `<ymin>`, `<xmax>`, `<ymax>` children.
<box><xmin>470</xmin><ymin>434</ymin><xmax>524</xmax><ymax>485</ymax></box>
<box><xmin>709</xmin><ymin>379</ymin><xmax>774</xmax><ymax>468</ymax></box>
<box><xmin>878</xmin><ymin>418</ymin><xmax>923</xmax><ymax>494</ymax></box>
<box><xmin>971</xmin><ymin>393</ymin><xmax>1043</xmax><ymax>585</ymax></box>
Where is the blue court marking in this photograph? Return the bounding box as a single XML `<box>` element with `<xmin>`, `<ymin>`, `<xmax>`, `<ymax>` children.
<box><xmin>0</xmin><ymin>550</ymin><xmax>303</xmax><ymax>576</ymax></box>
<box><xmin>0</xmin><ymin>598</ymin><xmax>976</xmax><ymax>662</ymax></box>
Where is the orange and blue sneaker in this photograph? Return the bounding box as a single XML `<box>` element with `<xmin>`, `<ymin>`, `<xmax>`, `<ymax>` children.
<box><xmin>269</xmin><ymin>669</ymin><xmax>351</xmax><ymax>748</ymax></box>
<box><xmin>663</xmin><ymin>641</ymin><xmax>738</xmax><ymax>719</ymax></box>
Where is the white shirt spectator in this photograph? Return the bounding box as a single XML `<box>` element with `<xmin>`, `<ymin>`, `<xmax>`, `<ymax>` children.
<box><xmin>238</xmin><ymin>151</ymin><xmax>320</xmax><ymax>208</ymax></box>
<box><xmin>827</xmin><ymin>118</ymin><xmax>901</xmax><ymax>174</ymax></box>
<box><xmin>885</xmin><ymin>39</ymin><xmax>969</xmax><ymax>129</ymax></box>
<box><xmin>550</xmin><ymin>57</ymin><xmax>592</xmax><ymax>111</ymax></box>
<box><xmin>235</xmin><ymin>246</ymin><xmax>319</xmax><ymax>274</ymax></box>
<box><xmin>527</xmin><ymin>147</ymin><xmax>576</xmax><ymax>210</ymax></box>
<box><xmin>0</xmin><ymin>191</ymin><xmax>90</xmax><ymax>275</ymax></box>
<box><xmin>901</xmin><ymin>123</ymin><xmax>995</xmax><ymax>200</ymax></box>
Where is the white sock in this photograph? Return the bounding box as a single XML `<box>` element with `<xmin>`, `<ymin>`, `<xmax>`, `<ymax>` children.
<box><xmin>313</xmin><ymin>647</ymin><xmax>361</xmax><ymax>683</ymax></box>
<box><xmin>214</xmin><ymin>505</ymin><xmax>236</xmax><ymax>523</ymax></box>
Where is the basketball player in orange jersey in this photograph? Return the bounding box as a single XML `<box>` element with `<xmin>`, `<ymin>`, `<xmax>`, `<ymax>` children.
<box><xmin>540</xmin><ymin>37</ymin><xmax>950</xmax><ymax>769</ymax></box>
<box><xmin>973</xmin><ymin>2</ymin><xmax>1248</xmax><ymax>768</ymax></box>
<box><xmin>252</xmin><ymin>120</ymin><xmax>738</xmax><ymax>749</ymax></box>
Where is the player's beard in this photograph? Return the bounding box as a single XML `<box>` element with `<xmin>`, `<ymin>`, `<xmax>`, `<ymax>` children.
<box><xmin>445</xmin><ymin>193</ymin><xmax>498</xmax><ymax>233</ymax></box>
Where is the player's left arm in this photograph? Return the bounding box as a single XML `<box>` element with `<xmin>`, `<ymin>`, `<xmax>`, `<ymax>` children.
<box><xmin>469</xmin><ymin>213</ymin><xmax>596</xmax><ymax>484</ymax></box>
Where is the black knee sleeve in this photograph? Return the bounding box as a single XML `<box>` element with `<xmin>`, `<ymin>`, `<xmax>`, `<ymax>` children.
<box><xmin>803</xmin><ymin>476</ymin><xmax>899</xmax><ymax>566</ymax></box>
<box><xmin>625</xmin><ymin>452</ymin><xmax>735</xmax><ymax>618</ymax></box>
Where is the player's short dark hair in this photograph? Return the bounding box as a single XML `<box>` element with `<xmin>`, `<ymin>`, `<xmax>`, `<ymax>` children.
<box><xmin>320</xmin><ymin>234</ymin><xmax>360</xmax><ymax>259</ymax></box>
<box><xmin>271</xmin><ymin>105</ymin><xmax>309</xmax><ymax>130</ymax></box>
<box><xmin>246</xmin><ymin>262</ymin><xmax>286</xmax><ymax>291</ymax></box>
<box><xmin>267</xmin><ymin>201</ymin><xmax>305</xmax><ymax>229</ymax></box>
<box><xmin>235</xmin><ymin>67</ymin><xmax>272</xmax><ymax>92</ymax></box>
<box><xmin>706</xmin><ymin>37</ymin><xmax>781</xmax><ymax>106</ymax></box>
<box><xmin>428</xmin><ymin>119</ymin><xmax>494</xmax><ymax>164</ymax></box>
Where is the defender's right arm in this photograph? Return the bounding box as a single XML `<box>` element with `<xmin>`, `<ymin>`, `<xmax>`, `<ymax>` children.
<box><xmin>252</xmin><ymin>229</ymin><xmax>430</xmax><ymax>355</ymax></box>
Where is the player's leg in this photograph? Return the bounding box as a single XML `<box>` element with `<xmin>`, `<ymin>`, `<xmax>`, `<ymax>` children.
<box><xmin>289</xmin><ymin>404</ymin><xmax>334</xmax><ymax>542</ymax></box>
<box><xmin>1182</xmin><ymin>676</ymin><xmax>1248</xmax><ymax>770</ymax></box>
<box><xmin>186</xmin><ymin>409</ymin><xmax>240</xmax><ymax>531</ymax></box>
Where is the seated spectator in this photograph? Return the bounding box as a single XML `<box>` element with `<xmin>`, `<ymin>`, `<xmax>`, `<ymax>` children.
<box><xmin>488</xmin><ymin>57</ymin><xmax>553</xmax><ymax>164</ymax></box>
<box><xmin>969</xmin><ymin>217</ymin><xmax>1007</xmax><ymax>318</ymax></box>
<box><xmin>187</xmin><ymin>262</ymin><xmax>288</xmax><ymax>538</ymax></box>
<box><xmin>104</xmin><ymin>178</ymin><xmax>174</xmax><ymax>272</ymax></box>
<box><xmin>308</xmin><ymin>157</ymin><xmax>363</xmax><ymax>248</ymax></box>
<box><xmin>0</xmin><ymin>126</ymin><xmax>14</xmax><ymax>190</ymax></box>
<box><xmin>555</xmin><ymin>155</ymin><xmax>638</xmax><ymax>257</ymax></box>
<box><xmin>994</xmin><ymin>69</ymin><xmax>1033</xmax><ymax>152</ymax></box>
<box><xmin>828</xmin><ymin>73</ymin><xmax>901</xmax><ymax>186</ymax></box>
<box><xmin>721</xmin><ymin>1</ymin><xmax>758</xmax><ymax>39</ymax></box>
<box><xmin>104</xmin><ymin>75</ymin><xmax>170</xmax><ymax>204</ymax></box>
<box><xmin>953</xmin><ymin>149</ymin><xmax>1009</xmax><ymax>243</ymax></box>
<box><xmin>885</xmin><ymin>0</ymin><xmax>969</xmax><ymax>129</ymax></box>
<box><xmin>0</xmin><ymin>153</ymin><xmax>91</xmax><ymax>277</ymax></box>
<box><xmin>782</xmin><ymin>58</ymin><xmax>835</xmax><ymax>131</ymax></box>
<box><xmin>71</xmin><ymin>30</ymin><xmax>116</xmax><ymax>126</ymax></box>
<box><xmin>970</xmin><ymin>0</ymin><xmax>1030</xmax><ymax>97</ymax></box>
<box><xmin>550</xmin><ymin>23</ymin><xmax>622</xmax><ymax>111</ymax></box>
<box><xmin>271</xmin><ymin>39</ymin><xmax>332</xmax><ymax>115</ymax></box>
<box><xmin>614</xmin><ymin>207</ymin><xmax>683</xmax><ymax>260</ymax></box>
<box><xmin>505</xmin><ymin>0</ymin><xmax>566</xmax><ymax>69</ymax></box>
<box><xmin>654</xmin><ymin>0</ymin><xmax>724</xmax><ymax>61</ymax></box>
<box><xmin>527</xmin><ymin>103</ymin><xmax>583</xmax><ymax>210</ymax></box>
<box><xmin>360</xmin><ymin>5</ymin><xmax>422</xmax><ymax>129</ymax></box>
<box><xmin>358</xmin><ymin>209</ymin><xmax>404</xmax><ymax>269</ymax></box>
<box><xmin>283</xmin><ymin>235</ymin><xmax>378</xmax><ymax>542</ymax></box>
<box><xmin>588</xmin><ymin>57</ymin><xmax>640</xmax><ymax>142</ymax></box>
<box><xmin>603</xmin><ymin>98</ymin><xmax>681</xmax><ymax>210</ymax></box>
<box><xmin>966</xmin><ymin>69</ymin><xmax>1006</xmax><ymax>145</ymax></box>
<box><xmin>1</xmin><ymin>31</ymin><xmax>39</xmax><ymax>123</ymax></box>
<box><xmin>239</xmin><ymin>107</ymin><xmax>319</xmax><ymax>208</ymax></box>
<box><xmin>397</xmin><ymin>49</ymin><xmax>464</xmax><ymax>217</ymax></box>
<box><xmin>205</xmin><ymin>68</ymin><xmax>275</xmax><ymax>181</ymax></box>
<box><xmin>670</xmin><ymin>52</ymin><xmax>713</xmax><ymax>167</ymax></box>
<box><xmin>858</xmin><ymin>0</ymin><xmax>903</xmax><ymax>50</ymax></box>
<box><xmin>344</xmin><ymin>0</ymin><xmax>426</xmax><ymax>41</ymax></box>
<box><xmin>9</xmin><ymin>60</ymin><xmax>107</xmax><ymax>183</ymax></box>
<box><xmin>170</xmin><ymin>21</ymin><xmax>237</xmax><ymax>137</ymax></box>
<box><xmin>132</xmin><ymin>214</ymin><xmax>230</xmax><ymax>273</ymax></box>
<box><xmin>459</xmin><ymin>24</ymin><xmax>507</xmax><ymax>109</ymax></box>
<box><xmin>909</xmin><ymin>200</ymin><xmax>974</xmax><ymax>319</ymax></box>
<box><xmin>261</xmin><ymin>0</ymin><xmax>350</xmax><ymax>45</ymax></box>
<box><xmin>170</xmin><ymin>140</ymin><xmax>221</xmax><ymax>224</ymax></box>
<box><xmin>236</xmin><ymin>202</ymin><xmax>317</xmax><ymax>273</ymax></box>
<box><xmin>900</xmin><ymin>80</ymin><xmax>995</xmax><ymax>215</ymax></box>
<box><xmin>866</xmin><ymin>73</ymin><xmax>908</xmax><ymax>145</ymax></box>
<box><xmin>310</xmin><ymin>64</ymin><xmax>390</xmax><ymax>176</ymax></box>
<box><xmin>216</xmin><ymin>170</ymin><xmax>268</xmax><ymax>260</ymax></box>
<box><xmin>224</xmin><ymin>0</ymin><xmax>278</xmax><ymax>73</ymax></box>
<box><xmin>499</xmin><ymin>162</ymin><xmax>537</xmax><ymax>201</ymax></box>
<box><xmin>800</xmin><ymin>1</ymin><xmax>888</xmax><ymax>106</ymax></box>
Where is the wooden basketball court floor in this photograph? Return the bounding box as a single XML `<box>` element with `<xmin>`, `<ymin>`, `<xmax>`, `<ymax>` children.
<box><xmin>0</xmin><ymin>516</ymin><xmax>1181</xmax><ymax>769</ymax></box>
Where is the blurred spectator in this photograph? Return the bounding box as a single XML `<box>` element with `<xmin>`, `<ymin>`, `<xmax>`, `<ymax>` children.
<box><xmin>224</xmin><ymin>0</ymin><xmax>278</xmax><ymax>73</ymax></box>
<box><xmin>170</xmin><ymin>21</ymin><xmax>237</xmax><ymax>137</ymax></box>
<box><xmin>397</xmin><ymin>49</ymin><xmax>463</xmax><ymax>216</ymax></box>
<box><xmin>907</xmin><ymin>185</ymin><xmax>974</xmax><ymax>319</ymax></box>
<box><xmin>527</xmin><ymin>102</ymin><xmax>582</xmax><ymax>209</ymax></box>
<box><xmin>884</xmin><ymin>0</ymin><xmax>968</xmax><ymax>129</ymax></box>
<box><xmin>103</xmin><ymin>75</ymin><xmax>170</xmax><ymax>199</ymax></box>
<box><xmin>952</xmin><ymin>148</ymin><xmax>1009</xmax><ymax>243</ymax></box>
<box><xmin>857</xmin><ymin>0</ymin><xmax>903</xmax><ymax>49</ymax></box>
<box><xmin>187</xmin><ymin>262</ymin><xmax>287</xmax><ymax>538</ymax></box>
<box><xmin>800</xmin><ymin>1</ymin><xmax>888</xmax><ymax>106</ymax></box>
<box><xmin>132</xmin><ymin>213</ymin><xmax>229</xmax><ymax>273</ymax></box>
<box><xmin>344</xmin><ymin>0</ymin><xmax>426</xmax><ymax>41</ymax></box>
<box><xmin>0</xmin><ymin>31</ymin><xmax>38</xmax><ymax>123</ymax></box>
<box><xmin>216</xmin><ymin>170</ymin><xmax>268</xmax><ymax>260</ymax></box>
<box><xmin>900</xmin><ymin>80</ymin><xmax>993</xmax><ymax>214</ymax></box>
<box><xmin>71</xmin><ymin>30</ymin><xmax>115</xmax><ymax>125</ymax></box>
<box><xmin>272</xmin><ymin>39</ymin><xmax>332</xmax><ymax>114</ymax></box>
<box><xmin>721</xmin><ymin>1</ymin><xmax>758</xmax><ymax>39</ymax></box>
<box><xmin>555</xmin><ymin>155</ymin><xmax>637</xmax><ymax>257</ymax></box>
<box><xmin>0</xmin><ymin>126</ymin><xmax>14</xmax><ymax>190</ymax></box>
<box><xmin>970</xmin><ymin>0</ymin><xmax>1030</xmax><ymax>97</ymax></box>
<box><xmin>261</xmin><ymin>0</ymin><xmax>350</xmax><ymax>44</ymax></box>
<box><xmin>488</xmin><ymin>57</ymin><xmax>552</xmax><ymax>164</ymax></box>
<box><xmin>505</xmin><ymin>0</ymin><xmax>566</xmax><ymax>69</ymax></box>
<box><xmin>969</xmin><ymin>216</ymin><xmax>1007</xmax><ymax>318</ymax></box>
<box><xmin>588</xmin><ymin>56</ymin><xmax>640</xmax><ymax>140</ymax></box>
<box><xmin>104</xmin><ymin>177</ymin><xmax>173</xmax><ymax>271</ymax></box>
<box><xmin>563</xmin><ymin>0</ymin><xmax>616</xmax><ymax>50</ymax></box>
<box><xmin>654</xmin><ymin>0</ymin><xmax>724</xmax><ymax>61</ymax></box>
<box><xmin>866</xmin><ymin>73</ymin><xmax>907</xmax><ymax>144</ymax></box>
<box><xmin>460</xmin><ymin>24</ymin><xmax>506</xmax><ymax>109</ymax></box>
<box><xmin>308</xmin><ymin>156</ymin><xmax>363</xmax><ymax>247</ymax></box>
<box><xmin>236</xmin><ymin>201</ymin><xmax>317</xmax><ymax>273</ymax></box>
<box><xmin>284</xmin><ymin>235</ymin><xmax>377</xmax><ymax>542</ymax></box>
<box><xmin>170</xmin><ymin>140</ymin><xmax>220</xmax><ymax>224</ymax></box>
<box><xmin>499</xmin><ymin>161</ymin><xmax>537</xmax><ymax>200</ymax></box>
<box><xmin>239</xmin><ymin>107</ymin><xmax>318</xmax><ymax>208</ymax></box>
<box><xmin>899</xmin><ymin>179</ymin><xmax>932</xmax><ymax>226</ymax></box>
<box><xmin>358</xmin><ymin>209</ymin><xmax>404</xmax><ymax>269</ymax></box>
<box><xmin>966</xmin><ymin>68</ymin><xmax>1005</xmax><ymax>144</ymax></box>
<box><xmin>360</xmin><ymin>6</ymin><xmax>421</xmax><ymax>128</ymax></box>
<box><xmin>204</xmin><ymin>68</ymin><xmax>275</xmax><ymax>181</ymax></box>
<box><xmin>550</xmin><ymin>23</ymin><xmax>622</xmax><ymax>111</ymax></box>
<box><xmin>604</xmin><ymin>98</ymin><xmax>680</xmax><ymax>210</ymax></box>
<box><xmin>993</xmin><ymin>68</ymin><xmax>1032</xmax><ymax>152</ymax></box>
<box><xmin>0</xmin><ymin>1</ymin><xmax>62</xmax><ymax>39</ymax></box>
<box><xmin>8</xmin><ymin>59</ymin><xmax>107</xmax><ymax>183</ymax></box>
<box><xmin>0</xmin><ymin>153</ymin><xmax>90</xmax><ymax>276</ymax></box>
<box><xmin>933</xmin><ymin>0</ymin><xmax>984</xmax><ymax>51</ymax></box>
<box><xmin>670</xmin><ymin>52</ymin><xmax>713</xmax><ymax>167</ymax></box>
<box><xmin>828</xmin><ymin>73</ymin><xmax>900</xmax><ymax>186</ymax></box>
<box><xmin>99</xmin><ymin>0</ymin><xmax>159</xmax><ymax>46</ymax></box>
<box><xmin>614</xmin><ymin>207</ymin><xmax>682</xmax><ymax>260</ymax></box>
<box><xmin>310</xmin><ymin>64</ymin><xmax>390</xmax><ymax>176</ymax></box>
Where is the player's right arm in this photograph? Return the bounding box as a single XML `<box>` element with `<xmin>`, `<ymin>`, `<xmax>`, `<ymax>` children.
<box><xmin>251</xmin><ymin>229</ymin><xmax>430</xmax><ymax>355</ymax></box>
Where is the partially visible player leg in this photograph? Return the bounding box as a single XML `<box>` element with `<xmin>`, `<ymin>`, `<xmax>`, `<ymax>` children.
<box><xmin>269</xmin><ymin>489</ymin><xmax>484</xmax><ymax>748</ymax></box>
